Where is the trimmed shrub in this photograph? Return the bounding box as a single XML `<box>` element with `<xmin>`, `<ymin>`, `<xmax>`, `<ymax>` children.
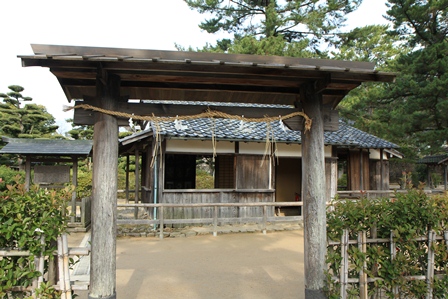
<box><xmin>0</xmin><ymin>181</ymin><xmax>71</xmax><ymax>298</ymax></box>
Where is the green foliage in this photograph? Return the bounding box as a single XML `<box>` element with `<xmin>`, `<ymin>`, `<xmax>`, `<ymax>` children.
<box><xmin>65</xmin><ymin>118</ymin><xmax>93</xmax><ymax>140</ymax></box>
<box><xmin>0</xmin><ymin>166</ymin><xmax>24</xmax><ymax>191</ymax></box>
<box><xmin>0</xmin><ymin>182</ymin><xmax>71</xmax><ymax>298</ymax></box>
<box><xmin>331</xmin><ymin>25</ymin><xmax>407</xmax><ymax>69</ymax></box>
<box><xmin>431</xmin><ymin>172</ymin><xmax>443</xmax><ymax>188</ymax></box>
<box><xmin>385</xmin><ymin>0</ymin><xmax>447</xmax><ymax>47</ymax></box>
<box><xmin>184</xmin><ymin>0</ymin><xmax>363</xmax><ymax>54</ymax></box>
<box><xmin>76</xmin><ymin>169</ymin><xmax>92</xmax><ymax>199</ymax></box>
<box><xmin>339</xmin><ymin>1</ymin><xmax>448</xmax><ymax>157</ymax></box>
<box><xmin>326</xmin><ymin>191</ymin><xmax>448</xmax><ymax>297</ymax></box>
<box><xmin>0</xmin><ymin>85</ymin><xmax>60</xmax><ymax>139</ymax></box>
<box><xmin>337</xmin><ymin>174</ymin><xmax>347</xmax><ymax>190</ymax></box>
<box><xmin>196</xmin><ymin>169</ymin><xmax>214</xmax><ymax>189</ymax></box>
<box><xmin>186</xmin><ymin>34</ymin><xmax>318</xmax><ymax>57</ymax></box>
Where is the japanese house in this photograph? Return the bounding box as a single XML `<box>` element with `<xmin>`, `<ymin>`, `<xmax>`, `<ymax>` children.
<box><xmin>119</xmin><ymin>101</ymin><xmax>401</xmax><ymax>219</ymax></box>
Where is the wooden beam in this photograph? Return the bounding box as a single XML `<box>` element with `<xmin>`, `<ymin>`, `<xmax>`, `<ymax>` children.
<box><xmin>89</xmin><ymin>72</ymin><xmax>119</xmax><ymax>299</ymax></box>
<box><xmin>301</xmin><ymin>82</ymin><xmax>327</xmax><ymax>299</ymax></box>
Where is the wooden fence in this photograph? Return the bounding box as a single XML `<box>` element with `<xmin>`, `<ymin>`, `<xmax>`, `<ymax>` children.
<box><xmin>117</xmin><ymin>201</ymin><xmax>303</xmax><ymax>238</ymax></box>
<box><xmin>67</xmin><ymin>196</ymin><xmax>91</xmax><ymax>232</ymax></box>
<box><xmin>0</xmin><ymin>234</ymin><xmax>90</xmax><ymax>299</ymax></box>
<box><xmin>328</xmin><ymin>229</ymin><xmax>448</xmax><ymax>299</ymax></box>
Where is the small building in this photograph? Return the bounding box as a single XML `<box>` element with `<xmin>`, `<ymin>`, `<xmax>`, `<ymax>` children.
<box><xmin>119</xmin><ymin>104</ymin><xmax>401</xmax><ymax>220</ymax></box>
<box><xmin>417</xmin><ymin>154</ymin><xmax>448</xmax><ymax>190</ymax></box>
<box><xmin>0</xmin><ymin>137</ymin><xmax>93</xmax><ymax>230</ymax></box>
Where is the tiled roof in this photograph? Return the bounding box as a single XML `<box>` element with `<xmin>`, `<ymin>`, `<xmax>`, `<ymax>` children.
<box><xmin>0</xmin><ymin>137</ymin><xmax>93</xmax><ymax>156</ymax></box>
<box><xmin>131</xmin><ymin>118</ymin><xmax>399</xmax><ymax>149</ymax></box>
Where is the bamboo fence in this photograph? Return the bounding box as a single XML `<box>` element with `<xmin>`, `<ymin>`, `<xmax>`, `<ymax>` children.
<box><xmin>329</xmin><ymin>229</ymin><xmax>448</xmax><ymax>299</ymax></box>
<box><xmin>0</xmin><ymin>233</ymin><xmax>89</xmax><ymax>298</ymax></box>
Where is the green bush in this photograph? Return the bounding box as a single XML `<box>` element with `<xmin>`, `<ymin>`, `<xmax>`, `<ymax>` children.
<box><xmin>0</xmin><ymin>182</ymin><xmax>71</xmax><ymax>298</ymax></box>
<box><xmin>326</xmin><ymin>190</ymin><xmax>448</xmax><ymax>298</ymax></box>
<box><xmin>196</xmin><ymin>169</ymin><xmax>214</xmax><ymax>189</ymax></box>
<box><xmin>76</xmin><ymin>169</ymin><xmax>92</xmax><ymax>199</ymax></box>
<box><xmin>0</xmin><ymin>165</ymin><xmax>24</xmax><ymax>191</ymax></box>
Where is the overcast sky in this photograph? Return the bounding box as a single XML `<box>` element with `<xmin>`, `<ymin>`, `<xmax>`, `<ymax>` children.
<box><xmin>0</xmin><ymin>0</ymin><xmax>390</xmax><ymax>134</ymax></box>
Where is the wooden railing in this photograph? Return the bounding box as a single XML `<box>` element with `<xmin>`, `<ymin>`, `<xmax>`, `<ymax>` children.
<box><xmin>117</xmin><ymin>201</ymin><xmax>303</xmax><ymax>239</ymax></box>
<box><xmin>68</xmin><ymin>196</ymin><xmax>91</xmax><ymax>232</ymax></box>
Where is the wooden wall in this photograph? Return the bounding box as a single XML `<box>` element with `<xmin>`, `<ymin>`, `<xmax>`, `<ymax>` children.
<box><xmin>161</xmin><ymin>190</ymin><xmax>275</xmax><ymax>223</ymax></box>
<box><xmin>369</xmin><ymin>160</ymin><xmax>390</xmax><ymax>190</ymax></box>
<box><xmin>236</xmin><ymin>155</ymin><xmax>270</xmax><ymax>189</ymax></box>
<box><xmin>348</xmin><ymin>149</ymin><xmax>370</xmax><ymax>190</ymax></box>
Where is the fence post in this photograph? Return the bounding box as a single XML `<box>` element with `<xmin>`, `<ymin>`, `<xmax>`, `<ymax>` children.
<box><xmin>213</xmin><ymin>206</ymin><xmax>218</xmax><ymax>237</ymax></box>
<box><xmin>390</xmin><ymin>230</ymin><xmax>398</xmax><ymax>296</ymax></box>
<box><xmin>262</xmin><ymin>205</ymin><xmax>267</xmax><ymax>235</ymax></box>
<box><xmin>358</xmin><ymin>231</ymin><xmax>368</xmax><ymax>299</ymax></box>
<box><xmin>340</xmin><ymin>229</ymin><xmax>349</xmax><ymax>299</ymax></box>
<box><xmin>159</xmin><ymin>206</ymin><xmax>164</xmax><ymax>239</ymax></box>
<box><xmin>426</xmin><ymin>230</ymin><xmax>435</xmax><ymax>299</ymax></box>
<box><xmin>37</xmin><ymin>235</ymin><xmax>45</xmax><ymax>289</ymax></box>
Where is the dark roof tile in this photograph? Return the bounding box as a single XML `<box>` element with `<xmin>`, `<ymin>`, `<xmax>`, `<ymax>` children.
<box><xmin>0</xmin><ymin>138</ymin><xmax>93</xmax><ymax>155</ymax></box>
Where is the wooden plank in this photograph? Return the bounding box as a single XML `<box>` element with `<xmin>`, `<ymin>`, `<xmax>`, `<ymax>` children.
<box><xmin>118</xmin><ymin>200</ymin><xmax>302</xmax><ymax>208</ymax></box>
<box><xmin>31</xmin><ymin>44</ymin><xmax>376</xmax><ymax>70</ymax></box>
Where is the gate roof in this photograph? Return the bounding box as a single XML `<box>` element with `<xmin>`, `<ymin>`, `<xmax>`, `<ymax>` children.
<box><xmin>19</xmin><ymin>44</ymin><xmax>395</xmax><ymax>110</ymax></box>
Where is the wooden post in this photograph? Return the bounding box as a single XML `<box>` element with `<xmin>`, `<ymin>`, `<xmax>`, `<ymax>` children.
<box><xmin>301</xmin><ymin>83</ymin><xmax>327</xmax><ymax>298</ymax></box>
<box><xmin>380</xmin><ymin>149</ymin><xmax>384</xmax><ymax>190</ymax></box>
<box><xmin>359</xmin><ymin>149</ymin><xmax>364</xmax><ymax>191</ymax></box>
<box><xmin>159</xmin><ymin>206</ymin><xmax>164</xmax><ymax>239</ymax></box>
<box><xmin>134</xmin><ymin>148</ymin><xmax>140</xmax><ymax>218</ymax></box>
<box><xmin>390</xmin><ymin>231</ymin><xmax>398</xmax><ymax>296</ymax></box>
<box><xmin>71</xmin><ymin>157</ymin><xmax>78</xmax><ymax>223</ymax></box>
<box><xmin>358</xmin><ymin>231</ymin><xmax>368</xmax><ymax>299</ymax></box>
<box><xmin>444</xmin><ymin>165</ymin><xmax>447</xmax><ymax>191</ymax></box>
<box><xmin>262</xmin><ymin>205</ymin><xmax>267</xmax><ymax>235</ymax></box>
<box><xmin>426</xmin><ymin>230</ymin><xmax>435</xmax><ymax>299</ymax></box>
<box><xmin>125</xmin><ymin>154</ymin><xmax>130</xmax><ymax>203</ymax></box>
<box><xmin>144</xmin><ymin>145</ymin><xmax>151</xmax><ymax>203</ymax></box>
<box><xmin>340</xmin><ymin>229</ymin><xmax>349</xmax><ymax>299</ymax></box>
<box><xmin>25</xmin><ymin>155</ymin><xmax>31</xmax><ymax>191</ymax></box>
<box><xmin>213</xmin><ymin>206</ymin><xmax>218</xmax><ymax>237</ymax></box>
<box><xmin>88</xmin><ymin>73</ymin><xmax>119</xmax><ymax>299</ymax></box>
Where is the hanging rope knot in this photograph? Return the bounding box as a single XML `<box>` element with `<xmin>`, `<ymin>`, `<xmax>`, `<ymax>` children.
<box><xmin>304</xmin><ymin>118</ymin><xmax>312</xmax><ymax>134</ymax></box>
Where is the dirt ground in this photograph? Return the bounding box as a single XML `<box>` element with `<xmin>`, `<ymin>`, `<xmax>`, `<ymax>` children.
<box><xmin>72</xmin><ymin>229</ymin><xmax>305</xmax><ymax>299</ymax></box>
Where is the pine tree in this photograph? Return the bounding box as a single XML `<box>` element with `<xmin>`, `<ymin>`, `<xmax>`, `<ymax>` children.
<box><xmin>0</xmin><ymin>85</ymin><xmax>59</xmax><ymax>138</ymax></box>
<box><xmin>184</xmin><ymin>0</ymin><xmax>363</xmax><ymax>55</ymax></box>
